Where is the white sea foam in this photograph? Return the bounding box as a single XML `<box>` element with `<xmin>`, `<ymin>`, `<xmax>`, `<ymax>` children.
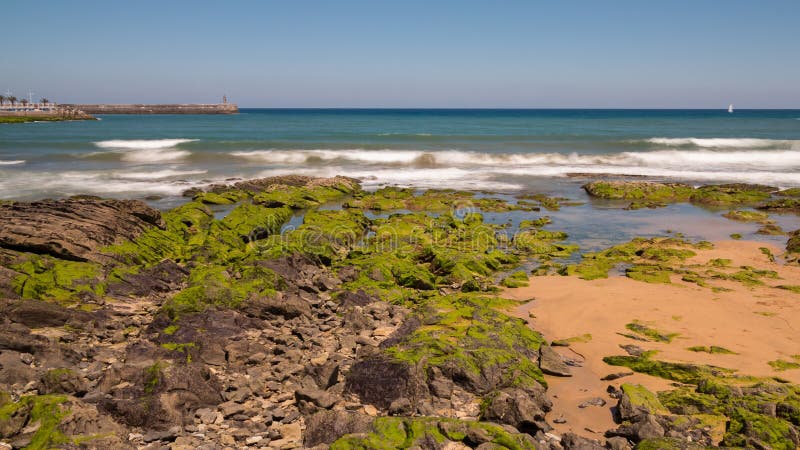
<box><xmin>231</xmin><ymin>148</ymin><xmax>800</xmax><ymax>171</ymax></box>
<box><xmin>119</xmin><ymin>148</ymin><xmax>191</xmax><ymax>163</ymax></box>
<box><xmin>94</xmin><ymin>138</ymin><xmax>198</xmax><ymax>149</ymax></box>
<box><xmin>0</xmin><ymin>160</ymin><xmax>25</xmax><ymax>165</ymax></box>
<box><xmin>116</xmin><ymin>169</ymin><xmax>208</xmax><ymax>180</ymax></box>
<box><xmin>645</xmin><ymin>137</ymin><xmax>798</xmax><ymax>149</ymax></box>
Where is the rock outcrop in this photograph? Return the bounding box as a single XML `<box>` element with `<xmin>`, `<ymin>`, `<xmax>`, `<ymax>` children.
<box><xmin>0</xmin><ymin>198</ymin><xmax>164</xmax><ymax>263</ymax></box>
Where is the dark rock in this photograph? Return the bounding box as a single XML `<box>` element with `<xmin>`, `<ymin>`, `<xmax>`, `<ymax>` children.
<box><xmin>96</xmin><ymin>363</ymin><xmax>222</xmax><ymax>429</ymax></box>
<box><xmin>0</xmin><ymin>198</ymin><xmax>164</xmax><ymax>263</ymax></box>
<box><xmin>337</xmin><ymin>289</ymin><xmax>375</xmax><ymax>307</ymax></box>
<box><xmin>619</xmin><ymin>344</ymin><xmax>645</xmax><ymax>357</ymax></box>
<box><xmin>241</xmin><ymin>293</ymin><xmax>310</xmax><ymax>319</ymax></box>
<box><xmin>561</xmin><ymin>432</ymin><xmax>605</xmax><ymax>450</ymax></box>
<box><xmin>579</xmin><ymin>397</ymin><xmax>607</xmax><ymax>408</ymax></box>
<box><xmin>1</xmin><ymin>298</ymin><xmax>90</xmax><ymax>328</ymax></box>
<box><xmin>0</xmin><ymin>323</ymin><xmax>48</xmax><ymax>353</ymax></box>
<box><xmin>41</xmin><ymin>368</ymin><xmax>88</xmax><ymax>396</ymax></box>
<box><xmin>295</xmin><ymin>388</ymin><xmax>337</xmax><ymax>409</ymax></box>
<box><xmin>601</xmin><ymin>372</ymin><xmax>634</xmax><ymax>381</ymax></box>
<box><xmin>604</xmin><ymin>436</ymin><xmax>632</xmax><ymax>450</ymax></box>
<box><xmin>539</xmin><ymin>344</ymin><xmax>572</xmax><ymax>377</ymax></box>
<box><xmin>344</xmin><ymin>354</ymin><xmax>429</xmax><ymax>412</ymax></box>
<box><xmin>303</xmin><ymin>410</ymin><xmax>373</xmax><ymax>447</ymax></box>
<box><xmin>379</xmin><ymin>316</ymin><xmax>421</xmax><ymax>349</ymax></box>
<box><xmin>480</xmin><ymin>386</ymin><xmax>552</xmax><ymax>434</ymax></box>
<box><xmin>106</xmin><ymin>259</ymin><xmax>188</xmax><ymax>297</ymax></box>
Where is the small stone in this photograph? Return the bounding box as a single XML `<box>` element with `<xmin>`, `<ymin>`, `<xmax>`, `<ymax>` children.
<box><xmin>19</xmin><ymin>353</ymin><xmax>34</xmax><ymax>365</ymax></box>
<box><xmin>245</xmin><ymin>436</ymin><xmax>263</xmax><ymax>445</ymax></box>
<box><xmin>363</xmin><ymin>404</ymin><xmax>379</xmax><ymax>416</ymax></box>
<box><xmin>601</xmin><ymin>372</ymin><xmax>634</xmax><ymax>381</ymax></box>
<box><xmin>219</xmin><ymin>401</ymin><xmax>246</xmax><ymax>418</ymax></box>
<box><xmin>578</xmin><ymin>397</ymin><xmax>607</xmax><ymax>408</ymax></box>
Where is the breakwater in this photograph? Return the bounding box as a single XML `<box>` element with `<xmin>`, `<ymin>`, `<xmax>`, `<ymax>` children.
<box><xmin>65</xmin><ymin>103</ymin><xmax>239</xmax><ymax>114</ymax></box>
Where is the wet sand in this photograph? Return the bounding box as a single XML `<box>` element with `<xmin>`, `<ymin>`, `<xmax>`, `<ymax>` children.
<box><xmin>504</xmin><ymin>240</ymin><xmax>800</xmax><ymax>438</ymax></box>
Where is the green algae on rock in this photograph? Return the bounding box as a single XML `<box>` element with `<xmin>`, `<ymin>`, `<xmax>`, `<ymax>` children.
<box><xmin>605</xmin><ymin>352</ymin><xmax>800</xmax><ymax>449</ymax></box>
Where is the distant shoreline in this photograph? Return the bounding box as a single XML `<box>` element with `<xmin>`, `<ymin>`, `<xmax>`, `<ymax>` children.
<box><xmin>63</xmin><ymin>103</ymin><xmax>238</xmax><ymax>114</ymax></box>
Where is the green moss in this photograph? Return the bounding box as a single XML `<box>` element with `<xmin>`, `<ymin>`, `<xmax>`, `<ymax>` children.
<box><xmin>0</xmin><ymin>394</ymin><xmax>69</xmax><ymax>449</ymax></box>
<box><xmin>518</xmin><ymin>216</ymin><xmax>551</xmax><ymax>229</ymax></box>
<box><xmin>621</xmin><ymin>383</ymin><xmax>669</xmax><ymax>415</ymax></box>
<box><xmin>730</xmin><ymin>233</ymin><xmax>743</xmax><ymax>240</ymax></box>
<box><xmin>603</xmin><ymin>355</ymin><xmax>735</xmax><ymax>384</ymax></box>
<box><xmin>691</xmin><ymin>184</ymin><xmax>773</xmax><ymax>206</ymax></box>
<box><xmin>12</xmin><ymin>255</ymin><xmax>102</xmax><ymax>303</ymax></box>
<box><xmin>768</xmin><ymin>359</ymin><xmax>800</xmax><ymax>372</ymax></box>
<box><xmin>757</xmin><ymin>198</ymin><xmax>800</xmax><ymax>212</ymax></box>
<box><xmin>687</xmin><ymin>346</ymin><xmax>737</xmax><ymax>355</ymax></box>
<box><xmin>383</xmin><ymin>294</ymin><xmax>546</xmax><ymax>391</ymax></box>
<box><xmin>708</xmin><ymin>258</ymin><xmax>731</xmax><ymax>267</ymax></box>
<box><xmin>625</xmin><ymin>320</ymin><xmax>679</xmax><ymax>343</ymax></box>
<box><xmin>583</xmin><ymin>181</ymin><xmax>694</xmax><ymax>202</ymax></box>
<box><xmin>722</xmin><ymin>210</ymin><xmax>770</xmax><ymax>222</ymax></box>
<box><xmin>724</xmin><ymin>407</ymin><xmax>799</xmax><ymax>449</ymax></box>
<box><xmin>625</xmin><ymin>265</ymin><xmax>672</xmax><ymax>284</ymax></box>
<box><xmin>776</xmin><ymin>285</ymin><xmax>800</xmax><ymax>294</ymax></box>
<box><xmin>777</xmin><ymin>188</ymin><xmax>800</xmax><ymax>198</ymax></box>
<box><xmin>500</xmin><ymin>270</ymin><xmax>529</xmax><ymax>288</ymax></box>
<box><xmin>331</xmin><ymin>417</ymin><xmax>538</xmax><ymax>450</ymax></box>
<box><xmin>163</xmin><ymin>324</ymin><xmax>180</xmax><ymax>335</ymax></box>
<box><xmin>634</xmin><ymin>437</ymin><xmax>707</xmax><ymax>450</ymax></box>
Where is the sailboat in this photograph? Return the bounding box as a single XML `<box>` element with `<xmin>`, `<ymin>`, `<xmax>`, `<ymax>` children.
<box><xmin>728</xmin><ymin>104</ymin><xmax>734</xmax><ymax>113</ymax></box>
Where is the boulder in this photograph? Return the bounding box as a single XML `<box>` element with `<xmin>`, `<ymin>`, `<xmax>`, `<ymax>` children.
<box><xmin>539</xmin><ymin>344</ymin><xmax>572</xmax><ymax>377</ymax></box>
<box><xmin>480</xmin><ymin>386</ymin><xmax>552</xmax><ymax>434</ymax></box>
<box><xmin>303</xmin><ymin>410</ymin><xmax>373</xmax><ymax>447</ymax></box>
<box><xmin>0</xmin><ymin>198</ymin><xmax>164</xmax><ymax>263</ymax></box>
<box><xmin>344</xmin><ymin>354</ymin><xmax>429</xmax><ymax>412</ymax></box>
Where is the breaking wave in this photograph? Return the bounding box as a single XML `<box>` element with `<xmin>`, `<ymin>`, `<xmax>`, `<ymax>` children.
<box><xmin>0</xmin><ymin>160</ymin><xmax>25</xmax><ymax>166</ymax></box>
<box><xmin>93</xmin><ymin>139</ymin><xmax>198</xmax><ymax>149</ymax></box>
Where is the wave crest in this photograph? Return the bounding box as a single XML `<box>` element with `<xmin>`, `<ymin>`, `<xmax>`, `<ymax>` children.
<box><xmin>93</xmin><ymin>139</ymin><xmax>198</xmax><ymax>150</ymax></box>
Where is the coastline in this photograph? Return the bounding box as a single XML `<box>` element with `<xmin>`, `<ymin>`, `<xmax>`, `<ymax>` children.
<box><xmin>0</xmin><ymin>175</ymin><xmax>798</xmax><ymax>448</ymax></box>
<box><xmin>505</xmin><ymin>239</ymin><xmax>800</xmax><ymax>439</ymax></box>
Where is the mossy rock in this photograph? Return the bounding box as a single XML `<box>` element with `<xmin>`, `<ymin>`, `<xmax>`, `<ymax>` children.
<box><xmin>583</xmin><ymin>181</ymin><xmax>694</xmax><ymax>201</ymax></box>
<box><xmin>330</xmin><ymin>416</ymin><xmax>538</xmax><ymax>450</ymax></box>
<box><xmin>500</xmin><ymin>270</ymin><xmax>529</xmax><ymax>288</ymax></box>
<box><xmin>690</xmin><ymin>184</ymin><xmax>774</xmax><ymax>206</ymax></box>
<box><xmin>722</xmin><ymin>209</ymin><xmax>770</xmax><ymax>222</ymax></box>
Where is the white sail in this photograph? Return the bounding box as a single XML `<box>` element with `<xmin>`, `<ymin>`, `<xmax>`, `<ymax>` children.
<box><xmin>728</xmin><ymin>104</ymin><xmax>734</xmax><ymax>113</ymax></box>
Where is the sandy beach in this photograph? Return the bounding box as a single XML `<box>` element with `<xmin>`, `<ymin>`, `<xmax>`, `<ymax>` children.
<box><xmin>505</xmin><ymin>239</ymin><xmax>800</xmax><ymax>438</ymax></box>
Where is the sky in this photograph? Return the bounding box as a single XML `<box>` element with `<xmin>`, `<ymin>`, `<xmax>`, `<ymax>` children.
<box><xmin>2</xmin><ymin>1</ymin><xmax>799</xmax><ymax>108</ymax></box>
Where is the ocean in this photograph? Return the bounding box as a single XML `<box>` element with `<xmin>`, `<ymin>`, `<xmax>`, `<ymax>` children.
<box><xmin>1</xmin><ymin>109</ymin><xmax>800</xmax><ymax>204</ymax></box>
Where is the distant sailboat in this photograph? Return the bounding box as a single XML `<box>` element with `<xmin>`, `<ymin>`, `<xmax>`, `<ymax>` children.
<box><xmin>728</xmin><ymin>104</ymin><xmax>734</xmax><ymax>113</ymax></box>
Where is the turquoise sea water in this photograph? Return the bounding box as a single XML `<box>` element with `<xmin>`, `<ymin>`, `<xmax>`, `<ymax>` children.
<box><xmin>1</xmin><ymin>109</ymin><xmax>800</xmax><ymax>202</ymax></box>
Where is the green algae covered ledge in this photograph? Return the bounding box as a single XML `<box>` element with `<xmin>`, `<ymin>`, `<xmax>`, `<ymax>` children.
<box><xmin>1</xmin><ymin>175</ymin><xmax>799</xmax><ymax>448</ymax></box>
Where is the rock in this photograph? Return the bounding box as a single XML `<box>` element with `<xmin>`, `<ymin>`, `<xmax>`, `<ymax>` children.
<box><xmin>106</xmin><ymin>259</ymin><xmax>188</xmax><ymax>297</ymax></box>
<box><xmin>480</xmin><ymin>386</ymin><xmax>552</xmax><ymax>434</ymax></box>
<box><xmin>616</xmin><ymin>384</ymin><xmax>667</xmax><ymax>422</ymax></box>
<box><xmin>561</xmin><ymin>432</ymin><xmax>605</xmax><ymax>450</ymax></box>
<box><xmin>0</xmin><ymin>323</ymin><xmax>48</xmax><ymax>353</ymax></box>
<box><xmin>241</xmin><ymin>293</ymin><xmax>310</xmax><ymax>319</ymax></box>
<box><xmin>1</xmin><ymin>298</ymin><xmax>91</xmax><ymax>328</ymax></box>
<box><xmin>539</xmin><ymin>344</ymin><xmax>572</xmax><ymax>377</ymax></box>
<box><xmin>0</xmin><ymin>198</ymin><xmax>164</xmax><ymax>263</ymax></box>
<box><xmin>619</xmin><ymin>344</ymin><xmax>645</xmax><ymax>357</ymax></box>
<box><xmin>601</xmin><ymin>372</ymin><xmax>634</xmax><ymax>381</ymax></box>
<box><xmin>295</xmin><ymin>388</ymin><xmax>337</xmax><ymax>409</ymax></box>
<box><xmin>303</xmin><ymin>410</ymin><xmax>373</xmax><ymax>447</ymax></box>
<box><xmin>219</xmin><ymin>401</ymin><xmax>246</xmax><ymax>418</ymax></box>
<box><xmin>345</xmin><ymin>355</ymin><xmax>429</xmax><ymax>412</ymax></box>
<box><xmin>604</xmin><ymin>436</ymin><xmax>633</xmax><ymax>450</ymax></box>
<box><xmin>578</xmin><ymin>397</ymin><xmax>607</xmax><ymax>408</ymax></box>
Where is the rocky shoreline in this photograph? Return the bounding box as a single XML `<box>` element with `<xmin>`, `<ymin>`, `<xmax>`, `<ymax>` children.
<box><xmin>0</xmin><ymin>176</ymin><xmax>799</xmax><ymax>449</ymax></box>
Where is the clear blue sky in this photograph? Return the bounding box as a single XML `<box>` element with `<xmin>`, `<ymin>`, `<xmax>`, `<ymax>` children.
<box><xmin>3</xmin><ymin>0</ymin><xmax>798</xmax><ymax>108</ymax></box>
